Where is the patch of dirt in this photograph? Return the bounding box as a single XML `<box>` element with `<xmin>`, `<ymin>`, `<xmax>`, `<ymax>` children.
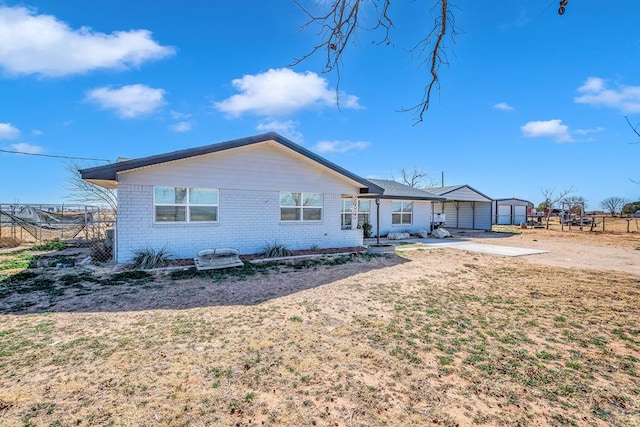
<box><xmin>0</xmin><ymin>230</ymin><xmax>638</xmax><ymax>426</ymax></box>
<box><xmin>465</xmin><ymin>228</ymin><xmax>640</xmax><ymax>274</ymax></box>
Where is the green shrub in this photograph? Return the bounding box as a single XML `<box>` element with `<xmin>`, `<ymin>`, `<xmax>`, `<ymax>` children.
<box><xmin>130</xmin><ymin>246</ymin><xmax>171</xmax><ymax>269</ymax></box>
<box><xmin>30</xmin><ymin>239</ymin><xmax>67</xmax><ymax>251</ymax></box>
<box><xmin>262</xmin><ymin>241</ymin><xmax>292</xmax><ymax>258</ymax></box>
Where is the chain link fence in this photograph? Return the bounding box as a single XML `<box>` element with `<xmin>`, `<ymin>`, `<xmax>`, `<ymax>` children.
<box><xmin>0</xmin><ymin>203</ymin><xmax>115</xmax><ymax>264</ymax></box>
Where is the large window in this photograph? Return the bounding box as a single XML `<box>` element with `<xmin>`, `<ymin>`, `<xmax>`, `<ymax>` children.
<box><xmin>154</xmin><ymin>187</ymin><xmax>218</xmax><ymax>222</ymax></box>
<box><xmin>341</xmin><ymin>199</ymin><xmax>371</xmax><ymax>229</ymax></box>
<box><xmin>280</xmin><ymin>192</ymin><xmax>322</xmax><ymax>221</ymax></box>
<box><xmin>391</xmin><ymin>201</ymin><xmax>413</xmax><ymax>225</ymax></box>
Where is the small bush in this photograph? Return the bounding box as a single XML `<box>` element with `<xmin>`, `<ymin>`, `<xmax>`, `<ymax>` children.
<box><xmin>130</xmin><ymin>246</ymin><xmax>172</xmax><ymax>269</ymax></box>
<box><xmin>30</xmin><ymin>239</ymin><xmax>67</xmax><ymax>251</ymax></box>
<box><xmin>262</xmin><ymin>241</ymin><xmax>292</xmax><ymax>258</ymax></box>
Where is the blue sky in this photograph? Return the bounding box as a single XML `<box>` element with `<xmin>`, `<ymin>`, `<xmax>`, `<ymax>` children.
<box><xmin>1</xmin><ymin>1</ymin><xmax>639</xmax><ymax>209</ymax></box>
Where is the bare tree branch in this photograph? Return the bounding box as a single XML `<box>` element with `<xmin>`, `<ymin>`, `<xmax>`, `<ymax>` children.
<box><xmin>65</xmin><ymin>162</ymin><xmax>117</xmax><ymax>213</ymax></box>
<box><xmin>392</xmin><ymin>166</ymin><xmax>439</xmax><ymax>189</ymax></box>
<box><xmin>292</xmin><ymin>0</ymin><xmax>391</xmax><ymax>107</ymax></box>
<box><xmin>400</xmin><ymin>0</ymin><xmax>457</xmax><ymax>124</ymax></box>
<box><xmin>292</xmin><ymin>0</ymin><xmax>455</xmax><ymax>123</ymax></box>
<box><xmin>539</xmin><ymin>186</ymin><xmax>575</xmax><ymax>229</ymax></box>
<box><xmin>625</xmin><ymin>116</ymin><xmax>640</xmax><ymax>144</ymax></box>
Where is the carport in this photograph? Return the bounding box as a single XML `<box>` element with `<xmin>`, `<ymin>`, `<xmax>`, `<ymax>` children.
<box><xmin>429</xmin><ymin>185</ymin><xmax>493</xmax><ymax>231</ymax></box>
<box><xmin>492</xmin><ymin>198</ymin><xmax>534</xmax><ymax>225</ymax></box>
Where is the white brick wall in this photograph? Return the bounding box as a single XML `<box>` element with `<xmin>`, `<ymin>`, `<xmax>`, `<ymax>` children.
<box><xmin>370</xmin><ymin>200</ymin><xmax>433</xmax><ymax>237</ymax></box>
<box><xmin>116</xmin><ymin>185</ymin><xmax>363</xmax><ymax>262</ymax></box>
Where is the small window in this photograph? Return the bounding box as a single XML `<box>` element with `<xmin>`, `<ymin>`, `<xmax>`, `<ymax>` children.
<box><xmin>280</xmin><ymin>192</ymin><xmax>323</xmax><ymax>222</ymax></box>
<box><xmin>154</xmin><ymin>186</ymin><xmax>218</xmax><ymax>222</ymax></box>
<box><xmin>391</xmin><ymin>201</ymin><xmax>413</xmax><ymax>225</ymax></box>
<box><xmin>341</xmin><ymin>199</ymin><xmax>371</xmax><ymax>229</ymax></box>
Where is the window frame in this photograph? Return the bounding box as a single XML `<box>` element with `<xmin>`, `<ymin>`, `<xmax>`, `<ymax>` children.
<box><xmin>153</xmin><ymin>186</ymin><xmax>219</xmax><ymax>223</ymax></box>
<box><xmin>280</xmin><ymin>191</ymin><xmax>323</xmax><ymax>222</ymax></box>
<box><xmin>341</xmin><ymin>199</ymin><xmax>371</xmax><ymax>230</ymax></box>
<box><xmin>391</xmin><ymin>200</ymin><xmax>413</xmax><ymax>225</ymax></box>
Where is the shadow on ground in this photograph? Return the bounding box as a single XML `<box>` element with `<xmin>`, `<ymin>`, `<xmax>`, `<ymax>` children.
<box><xmin>0</xmin><ymin>253</ymin><xmax>408</xmax><ymax>314</ymax></box>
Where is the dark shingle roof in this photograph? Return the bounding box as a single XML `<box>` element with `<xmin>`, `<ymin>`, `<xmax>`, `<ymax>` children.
<box><xmin>80</xmin><ymin>132</ymin><xmax>383</xmax><ymax>194</ymax></box>
<box><xmin>361</xmin><ymin>179</ymin><xmax>445</xmax><ymax>201</ymax></box>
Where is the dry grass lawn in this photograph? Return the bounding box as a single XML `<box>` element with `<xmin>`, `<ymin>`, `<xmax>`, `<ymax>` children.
<box><xmin>1</xmin><ymin>227</ymin><xmax>639</xmax><ymax>426</ymax></box>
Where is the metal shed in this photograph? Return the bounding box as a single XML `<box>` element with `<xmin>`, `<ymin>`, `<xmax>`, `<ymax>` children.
<box><xmin>429</xmin><ymin>185</ymin><xmax>493</xmax><ymax>231</ymax></box>
<box><xmin>492</xmin><ymin>198</ymin><xmax>534</xmax><ymax>225</ymax></box>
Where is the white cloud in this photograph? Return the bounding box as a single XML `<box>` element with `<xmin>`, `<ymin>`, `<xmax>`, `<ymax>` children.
<box><xmin>574</xmin><ymin>126</ymin><xmax>605</xmax><ymax>136</ymax></box>
<box><xmin>214</xmin><ymin>68</ymin><xmax>362</xmax><ymax>117</ymax></box>
<box><xmin>0</xmin><ymin>122</ymin><xmax>20</xmax><ymax>139</ymax></box>
<box><xmin>169</xmin><ymin>121</ymin><xmax>192</xmax><ymax>133</ymax></box>
<box><xmin>492</xmin><ymin>102</ymin><xmax>514</xmax><ymax>111</ymax></box>
<box><xmin>574</xmin><ymin>77</ymin><xmax>640</xmax><ymax>113</ymax></box>
<box><xmin>0</xmin><ymin>6</ymin><xmax>174</xmax><ymax>77</ymax></box>
<box><xmin>256</xmin><ymin>119</ymin><xmax>303</xmax><ymax>141</ymax></box>
<box><xmin>313</xmin><ymin>140</ymin><xmax>370</xmax><ymax>153</ymax></box>
<box><xmin>31</xmin><ymin>129</ymin><xmax>43</xmax><ymax>136</ymax></box>
<box><xmin>86</xmin><ymin>84</ymin><xmax>166</xmax><ymax>118</ymax></box>
<box><xmin>170</xmin><ymin>110</ymin><xmax>191</xmax><ymax>120</ymax></box>
<box><xmin>521</xmin><ymin>119</ymin><xmax>573</xmax><ymax>143</ymax></box>
<box><xmin>11</xmin><ymin>142</ymin><xmax>43</xmax><ymax>154</ymax></box>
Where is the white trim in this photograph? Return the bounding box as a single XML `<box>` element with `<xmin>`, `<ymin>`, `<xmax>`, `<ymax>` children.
<box><xmin>391</xmin><ymin>200</ymin><xmax>413</xmax><ymax>225</ymax></box>
<box><xmin>279</xmin><ymin>191</ymin><xmax>323</xmax><ymax>222</ymax></box>
<box><xmin>341</xmin><ymin>198</ymin><xmax>371</xmax><ymax>230</ymax></box>
<box><xmin>153</xmin><ymin>186</ymin><xmax>219</xmax><ymax>224</ymax></box>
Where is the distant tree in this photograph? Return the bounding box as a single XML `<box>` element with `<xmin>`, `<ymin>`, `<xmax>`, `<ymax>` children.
<box><xmin>539</xmin><ymin>187</ymin><xmax>575</xmax><ymax>229</ymax></box>
<box><xmin>393</xmin><ymin>167</ymin><xmax>437</xmax><ymax>188</ymax></box>
<box><xmin>562</xmin><ymin>196</ymin><xmax>587</xmax><ymax>214</ymax></box>
<box><xmin>536</xmin><ymin>200</ymin><xmax>550</xmax><ymax>212</ymax></box>
<box><xmin>622</xmin><ymin>201</ymin><xmax>640</xmax><ymax>215</ymax></box>
<box><xmin>65</xmin><ymin>162</ymin><xmax>117</xmax><ymax>213</ymax></box>
<box><xmin>600</xmin><ymin>196</ymin><xmax>628</xmax><ymax>216</ymax></box>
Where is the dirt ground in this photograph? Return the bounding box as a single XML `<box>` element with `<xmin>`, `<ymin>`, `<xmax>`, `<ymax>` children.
<box><xmin>465</xmin><ymin>228</ymin><xmax>640</xmax><ymax>275</ymax></box>
<box><xmin>0</xmin><ymin>228</ymin><xmax>639</xmax><ymax>426</ymax></box>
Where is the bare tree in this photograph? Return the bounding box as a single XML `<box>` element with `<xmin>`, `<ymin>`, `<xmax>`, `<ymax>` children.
<box><xmin>292</xmin><ymin>0</ymin><xmax>457</xmax><ymax>124</ymax></box>
<box><xmin>539</xmin><ymin>187</ymin><xmax>575</xmax><ymax>229</ymax></box>
<box><xmin>293</xmin><ymin>1</ymin><xmax>569</xmax><ymax>124</ymax></box>
<box><xmin>600</xmin><ymin>196</ymin><xmax>628</xmax><ymax>216</ymax></box>
<box><xmin>65</xmin><ymin>162</ymin><xmax>117</xmax><ymax>213</ymax></box>
<box><xmin>392</xmin><ymin>167</ymin><xmax>436</xmax><ymax>188</ymax></box>
<box><xmin>562</xmin><ymin>196</ymin><xmax>587</xmax><ymax>214</ymax></box>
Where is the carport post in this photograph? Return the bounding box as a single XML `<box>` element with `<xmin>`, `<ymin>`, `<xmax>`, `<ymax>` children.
<box><xmin>375</xmin><ymin>197</ymin><xmax>381</xmax><ymax>245</ymax></box>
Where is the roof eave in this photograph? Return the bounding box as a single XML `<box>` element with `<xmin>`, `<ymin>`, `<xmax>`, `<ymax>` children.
<box><xmin>79</xmin><ymin>132</ymin><xmax>383</xmax><ymax>194</ymax></box>
<box><xmin>360</xmin><ymin>194</ymin><xmax>446</xmax><ymax>201</ymax></box>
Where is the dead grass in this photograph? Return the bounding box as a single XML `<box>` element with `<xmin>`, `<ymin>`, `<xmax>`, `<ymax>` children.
<box><xmin>0</xmin><ymin>235</ymin><xmax>639</xmax><ymax>426</ymax></box>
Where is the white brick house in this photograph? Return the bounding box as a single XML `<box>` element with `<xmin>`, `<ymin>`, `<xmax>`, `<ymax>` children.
<box><xmin>360</xmin><ymin>179</ymin><xmax>445</xmax><ymax>237</ymax></box>
<box><xmin>80</xmin><ymin>133</ymin><xmax>384</xmax><ymax>263</ymax></box>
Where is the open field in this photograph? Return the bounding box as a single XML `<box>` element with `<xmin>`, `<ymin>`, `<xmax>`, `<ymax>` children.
<box><xmin>0</xmin><ymin>229</ymin><xmax>639</xmax><ymax>426</ymax></box>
